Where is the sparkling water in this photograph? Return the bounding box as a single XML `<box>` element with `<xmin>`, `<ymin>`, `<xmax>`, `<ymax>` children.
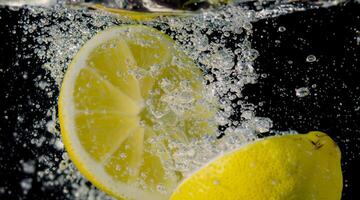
<box><xmin>0</xmin><ymin>0</ymin><xmax>350</xmax><ymax>199</ymax></box>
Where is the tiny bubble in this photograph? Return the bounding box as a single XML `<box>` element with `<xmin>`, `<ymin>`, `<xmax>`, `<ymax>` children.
<box><xmin>295</xmin><ymin>87</ymin><xmax>310</xmax><ymax>97</ymax></box>
<box><xmin>22</xmin><ymin>160</ymin><xmax>35</xmax><ymax>174</ymax></box>
<box><xmin>22</xmin><ymin>72</ymin><xmax>28</xmax><ymax>79</ymax></box>
<box><xmin>306</xmin><ymin>55</ymin><xmax>317</xmax><ymax>63</ymax></box>
<box><xmin>278</xmin><ymin>26</ymin><xmax>286</xmax><ymax>32</ymax></box>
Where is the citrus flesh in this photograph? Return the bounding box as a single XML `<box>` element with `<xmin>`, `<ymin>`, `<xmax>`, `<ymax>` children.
<box><xmin>58</xmin><ymin>25</ymin><xmax>216</xmax><ymax>200</ymax></box>
<box><xmin>170</xmin><ymin>131</ymin><xmax>343</xmax><ymax>200</ymax></box>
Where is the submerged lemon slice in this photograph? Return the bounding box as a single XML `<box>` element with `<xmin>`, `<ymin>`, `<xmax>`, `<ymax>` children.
<box><xmin>91</xmin><ymin>4</ymin><xmax>195</xmax><ymax>21</ymax></box>
<box><xmin>170</xmin><ymin>131</ymin><xmax>343</xmax><ymax>200</ymax></box>
<box><xmin>58</xmin><ymin>25</ymin><xmax>216</xmax><ymax>200</ymax></box>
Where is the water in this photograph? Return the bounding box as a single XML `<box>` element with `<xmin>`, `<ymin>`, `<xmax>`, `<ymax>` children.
<box><xmin>14</xmin><ymin>4</ymin><xmax>268</xmax><ymax>197</ymax></box>
<box><xmin>0</xmin><ymin>0</ymin><xmax>356</xmax><ymax>199</ymax></box>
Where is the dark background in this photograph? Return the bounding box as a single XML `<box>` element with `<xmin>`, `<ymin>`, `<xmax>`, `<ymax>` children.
<box><xmin>1</xmin><ymin>2</ymin><xmax>360</xmax><ymax>199</ymax></box>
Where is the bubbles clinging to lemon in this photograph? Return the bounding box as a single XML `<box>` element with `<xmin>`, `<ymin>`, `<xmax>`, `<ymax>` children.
<box><xmin>58</xmin><ymin>25</ymin><xmax>217</xmax><ymax>200</ymax></box>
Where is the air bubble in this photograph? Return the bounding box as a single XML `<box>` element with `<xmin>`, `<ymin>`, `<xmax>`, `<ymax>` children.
<box><xmin>295</xmin><ymin>87</ymin><xmax>310</xmax><ymax>97</ymax></box>
<box><xmin>278</xmin><ymin>26</ymin><xmax>286</xmax><ymax>32</ymax></box>
<box><xmin>22</xmin><ymin>160</ymin><xmax>36</xmax><ymax>174</ymax></box>
<box><xmin>20</xmin><ymin>178</ymin><xmax>33</xmax><ymax>194</ymax></box>
<box><xmin>306</xmin><ymin>55</ymin><xmax>317</xmax><ymax>62</ymax></box>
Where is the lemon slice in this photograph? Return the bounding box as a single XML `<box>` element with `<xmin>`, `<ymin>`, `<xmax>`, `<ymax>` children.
<box><xmin>90</xmin><ymin>4</ymin><xmax>196</xmax><ymax>21</ymax></box>
<box><xmin>58</xmin><ymin>25</ymin><xmax>216</xmax><ymax>200</ymax></box>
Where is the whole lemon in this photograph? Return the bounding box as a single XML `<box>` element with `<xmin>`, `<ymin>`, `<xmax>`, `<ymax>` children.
<box><xmin>170</xmin><ymin>131</ymin><xmax>343</xmax><ymax>200</ymax></box>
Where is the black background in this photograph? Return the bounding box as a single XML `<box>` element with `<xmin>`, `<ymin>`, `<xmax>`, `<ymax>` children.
<box><xmin>1</xmin><ymin>2</ymin><xmax>360</xmax><ymax>199</ymax></box>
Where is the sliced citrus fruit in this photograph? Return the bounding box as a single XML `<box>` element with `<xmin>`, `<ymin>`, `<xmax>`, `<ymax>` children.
<box><xmin>58</xmin><ymin>25</ymin><xmax>216</xmax><ymax>200</ymax></box>
<box><xmin>90</xmin><ymin>4</ymin><xmax>195</xmax><ymax>21</ymax></box>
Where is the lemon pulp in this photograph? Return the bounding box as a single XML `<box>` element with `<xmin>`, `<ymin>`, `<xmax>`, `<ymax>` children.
<box><xmin>58</xmin><ymin>25</ymin><xmax>216</xmax><ymax>200</ymax></box>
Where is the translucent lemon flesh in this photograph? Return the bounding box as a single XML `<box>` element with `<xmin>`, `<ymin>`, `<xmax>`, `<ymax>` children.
<box><xmin>170</xmin><ymin>131</ymin><xmax>343</xmax><ymax>200</ymax></box>
<box><xmin>58</xmin><ymin>25</ymin><xmax>216</xmax><ymax>200</ymax></box>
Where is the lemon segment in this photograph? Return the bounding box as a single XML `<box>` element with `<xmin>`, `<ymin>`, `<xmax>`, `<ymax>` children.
<box><xmin>87</xmin><ymin>38</ymin><xmax>142</xmax><ymax>103</ymax></box>
<box><xmin>75</xmin><ymin>113</ymin><xmax>138</xmax><ymax>162</ymax></box>
<box><xmin>59</xmin><ymin>25</ymin><xmax>216</xmax><ymax>200</ymax></box>
<box><xmin>124</xmin><ymin>27</ymin><xmax>173</xmax><ymax>68</ymax></box>
<box><xmin>170</xmin><ymin>131</ymin><xmax>343</xmax><ymax>200</ymax></box>
<box><xmin>103</xmin><ymin>127</ymin><xmax>145</xmax><ymax>182</ymax></box>
<box><xmin>74</xmin><ymin>67</ymin><xmax>140</xmax><ymax>114</ymax></box>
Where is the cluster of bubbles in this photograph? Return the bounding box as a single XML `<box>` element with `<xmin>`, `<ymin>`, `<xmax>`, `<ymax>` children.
<box><xmin>3</xmin><ymin>0</ymin><xmax>349</xmax><ymax>199</ymax></box>
<box><xmin>144</xmin><ymin>6</ymin><xmax>276</xmax><ymax>176</ymax></box>
<box><xmin>15</xmin><ymin>4</ymin><xmax>271</xmax><ymax>198</ymax></box>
